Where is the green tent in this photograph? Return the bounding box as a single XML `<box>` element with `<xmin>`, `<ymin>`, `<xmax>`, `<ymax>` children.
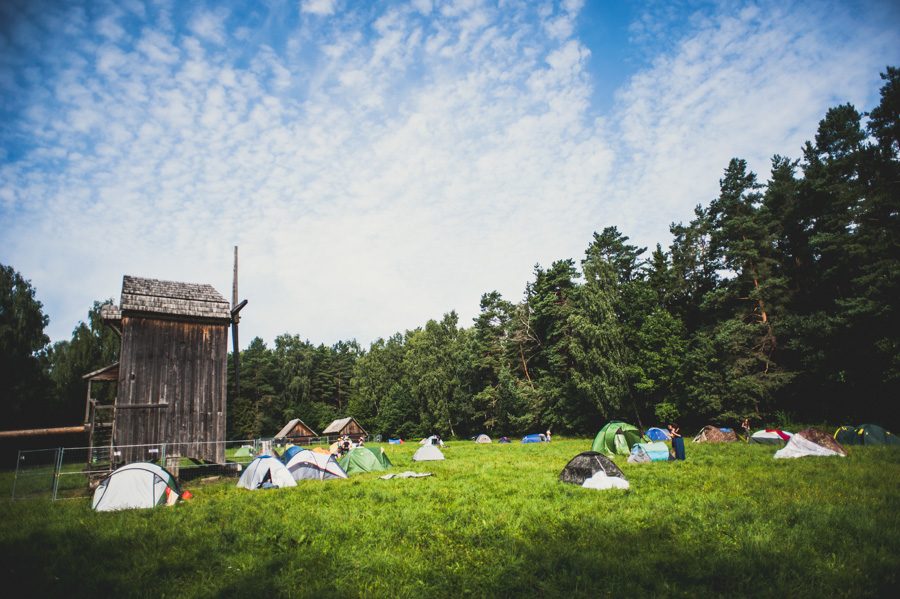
<box><xmin>836</xmin><ymin>424</ymin><xmax>900</xmax><ymax>446</ymax></box>
<box><xmin>834</xmin><ymin>426</ymin><xmax>859</xmax><ymax>446</ymax></box>
<box><xmin>338</xmin><ymin>447</ymin><xmax>393</xmax><ymax>474</ymax></box>
<box><xmin>591</xmin><ymin>421</ymin><xmax>646</xmax><ymax>456</ymax></box>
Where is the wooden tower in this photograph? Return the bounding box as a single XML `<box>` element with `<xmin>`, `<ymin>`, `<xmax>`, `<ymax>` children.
<box><xmin>88</xmin><ymin>276</ymin><xmax>233</xmax><ymax>465</ymax></box>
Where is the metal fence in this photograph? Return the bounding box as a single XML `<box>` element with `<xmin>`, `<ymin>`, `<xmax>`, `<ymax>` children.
<box><xmin>7</xmin><ymin>435</ymin><xmax>357</xmax><ymax>501</ymax></box>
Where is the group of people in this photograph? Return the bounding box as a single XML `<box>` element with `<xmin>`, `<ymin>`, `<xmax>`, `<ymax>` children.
<box><xmin>336</xmin><ymin>434</ymin><xmax>366</xmax><ymax>456</ymax></box>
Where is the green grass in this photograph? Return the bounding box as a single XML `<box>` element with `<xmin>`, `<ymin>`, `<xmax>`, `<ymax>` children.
<box><xmin>0</xmin><ymin>438</ymin><xmax>898</xmax><ymax>597</ymax></box>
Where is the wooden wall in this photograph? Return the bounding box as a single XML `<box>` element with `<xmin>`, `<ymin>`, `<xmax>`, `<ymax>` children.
<box><xmin>340</xmin><ymin>420</ymin><xmax>367</xmax><ymax>438</ymax></box>
<box><xmin>285</xmin><ymin>422</ymin><xmax>316</xmax><ymax>440</ymax></box>
<box><xmin>116</xmin><ymin>316</ymin><xmax>227</xmax><ymax>463</ymax></box>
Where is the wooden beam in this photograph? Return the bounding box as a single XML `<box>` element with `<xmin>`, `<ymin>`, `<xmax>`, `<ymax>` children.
<box><xmin>0</xmin><ymin>426</ymin><xmax>87</xmax><ymax>438</ymax></box>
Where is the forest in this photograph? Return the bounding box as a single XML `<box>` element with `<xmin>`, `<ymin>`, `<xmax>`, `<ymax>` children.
<box><xmin>2</xmin><ymin>67</ymin><xmax>897</xmax><ymax>440</ymax></box>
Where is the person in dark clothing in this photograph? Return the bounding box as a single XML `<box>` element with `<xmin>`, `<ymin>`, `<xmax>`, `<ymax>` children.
<box><xmin>668</xmin><ymin>423</ymin><xmax>685</xmax><ymax>460</ymax></box>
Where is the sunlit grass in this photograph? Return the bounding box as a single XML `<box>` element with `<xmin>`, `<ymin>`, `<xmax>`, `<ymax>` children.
<box><xmin>0</xmin><ymin>438</ymin><xmax>898</xmax><ymax>597</ymax></box>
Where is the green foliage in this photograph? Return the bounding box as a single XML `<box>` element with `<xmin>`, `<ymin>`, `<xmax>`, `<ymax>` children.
<box><xmin>654</xmin><ymin>401</ymin><xmax>679</xmax><ymax>423</ymax></box>
<box><xmin>45</xmin><ymin>301</ymin><xmax>119</xmax><ymax>426</ymax></box>
<box><xmin>0</xmin><ymin>264</ymin><xmax>51</xmax><ymax>429</ymax></box>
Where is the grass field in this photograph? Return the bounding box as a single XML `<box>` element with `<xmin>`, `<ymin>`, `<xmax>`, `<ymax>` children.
<box><xmin>1</xmin><ymin>438</ymin><xmax>898</xmax><ymax>597</ymax></box>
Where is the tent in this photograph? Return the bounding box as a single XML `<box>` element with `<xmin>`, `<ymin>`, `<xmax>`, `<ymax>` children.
<box><xmin>559</xmin><ymin>451</ymin><xmax>626</xmax><ymax>485</ymax></box>
<box><xmin>280</xmin><ymin>445</ymin><xmax>305</xmax><ymax>463</ymax></box>
<box><xmin>627</xmin><ymin>442</ymin><xmax>671</xmax><ymax>463</ymax></box>
<box><xmin>750</xmin><ymin>429</ymin><xmax>793</xmax><ymax>444</ymax></box>
<box><xmin>591</xmin><ymin>421</ymin><xmax>646</xmax><ymax>456</ymax></box>
<box><xmin>92</xmin><ymin>462</ymin><xmax>180</xmax><ymax>512</ymax></box>
<box><xmin>388</xmin><ymin>438</ymin><xmax>404</xmax><ymax>445</ymax></box>
<box><xmin>775</xmin><ymin>428</ymin><xmax>847</xmax><ymax>459</ymax></box>
<box><xmin>645</xmin><ymin>427</ymin><xmax>671</xmax><ymax>441</ymax></box>
<box><xmin>412</xmin><ymin>444</ymin><xmax>445</xmax><ymax>461</ymax></box>
<box><xmin>693</xmin><ymin>425</ymin><xmax>738</xmax><ymax>443</ymax></box>
<box><xmin>474</xmin><ymin>434</ymin><xmax>492</xmax><ymax>444</ymax></box>
<box><xmin>834</xmin><ymin>425</ymin><xmax>858</xmax><ymax>445</ymax></box>
<box><xmin>835</xmin><ymin>424</ymin><xmax>900</xmax><ymax>446</ymax></box>
<box><xmin>522</xmin><ymin>433</ymin><xmax>547</xmax><ymax>443</ymax></box>
<box><xmin>284</xmin><ymin>449</ymin><xmax>348</xmax><ymax>480</ymax></box>
<box><xmin>237</xmin><ymin>455</ymin><xmax>297</xmax><ymax>489</ymax></box>
<box><xmin>499</xmin><ymin>437</ymin><xmax>511</xmax><ymax>443</ymax></box>
<box><xmin>233</xmin><ymin>446</ymin><xmax>255</xmax><ymax>458</ymax></box>
<box><xmin>339</xmin><ymin>447</ymin><xmax>393</xmax><ymax>474</ymax></box>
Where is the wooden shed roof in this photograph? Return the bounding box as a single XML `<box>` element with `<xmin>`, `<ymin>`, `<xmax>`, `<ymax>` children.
<box><xmin>322</xmin><ymin>417</ymin><xmax>366</xmax><ymax>435</ymax></box>
<box><xmin>274</xmin><ymin>418</ymin><xmax>318</xmax><ymax>439</ymax></box>
<box><xmin>119</xmin><ymin>275</ymin><xmax>231</xmax><ymax>321</ymax></box>
<box><xmin>82</xmin><ymin>362</ymin><xmax>119</xmax><ymax>381</ymax></box>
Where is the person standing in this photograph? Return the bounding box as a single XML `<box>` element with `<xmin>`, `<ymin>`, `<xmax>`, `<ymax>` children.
<box><xmin>668</xmin><ymin>423</ymin><xmax>685</xmax><ymax>460</ymax></box>
<box><xmin>741</xmin><ymin>418</ymin><xmax>751</xmax><ymax>441</ymax></box>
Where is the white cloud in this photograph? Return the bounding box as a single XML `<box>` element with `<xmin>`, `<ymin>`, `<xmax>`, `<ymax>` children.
<box><xmin>188</xmin><ymin>8</ymin><xmax>229</xmax><ymax>45</ymax></box>
<box><xmin>301</xmin><ymin>0</ymin><xmax>337</xmax><ymax>17</ymax></box>
<box><xmin>1</xmin><ymin>0</ymin><xmax>898</xmax><ymax>350</ymax></box>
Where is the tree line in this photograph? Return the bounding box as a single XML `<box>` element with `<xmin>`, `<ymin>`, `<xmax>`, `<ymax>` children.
<box><xmin>2</xmin><ymin>67</ymin><xmax>897</xmax><ymax>439</ymax></box>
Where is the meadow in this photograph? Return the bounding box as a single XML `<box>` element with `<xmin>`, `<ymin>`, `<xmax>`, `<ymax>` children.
<box><xmin>0</xmin><ymin>438</ymin><xmax>898</xmax><ymax>597</ymax></box>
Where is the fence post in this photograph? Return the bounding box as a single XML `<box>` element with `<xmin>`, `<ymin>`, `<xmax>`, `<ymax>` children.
<box><xmin>12</xmin><ymin>450</ymin><xmax>22</xmax><ymax>500</ymax></box>
<box><xmin>51</xmin><ymin>447</ymin><xmax>63</xmax><ymax>501</ymax></box>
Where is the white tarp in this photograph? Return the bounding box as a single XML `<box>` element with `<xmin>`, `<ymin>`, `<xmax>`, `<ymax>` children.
<box><xmin>582</xmin><ymin>471</ymin><xmax>630</xmax><ymax>490</ymax></box>
<box><xmin>92</xmin><ymin>463</ymin><xmax>176</xmax><ymax>512</ymax></box>
<box><xmin>419</xmin><ymin>435</ymin><xmax>443</xmax><ymax>446</ymax></box>
<box><xmin>412</xmin><ymin>444</ymin><xmax>445</xmax><ymax>461</ymax></box>
<box><xmin>284</xmin><ymin>449</ymin><xmax>348</xmax><ymax>480</ymax></box>
<box><xmin>774</xmin><ymin>434</ymin><xmax>845</xmax><ymax>459</ymax></box>
<box><xmin>237</xmin><ymin>456</ymin><xmax>297</xmax><ymax>489</ymax></box>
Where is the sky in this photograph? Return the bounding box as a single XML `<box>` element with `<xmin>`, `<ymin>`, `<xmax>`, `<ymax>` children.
<box><xmin>1</xmin><ymin>0</ymin><xmax>898</xmax><ymax>350</ymax></box>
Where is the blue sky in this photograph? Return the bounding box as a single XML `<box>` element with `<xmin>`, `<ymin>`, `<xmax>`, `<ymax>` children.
<box><xmin>1</xmin><ymin>0</ymin><xmax>898</xmax><ymax>349</ymax></box>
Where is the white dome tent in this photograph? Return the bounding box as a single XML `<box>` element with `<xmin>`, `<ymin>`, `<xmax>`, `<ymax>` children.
<box><xmin>284</xmin><ymin>449</ymin><xmax>348</xmax><ymax>481</ymax></box>
<box><xmin>237</xmin><ymin>455</ymin><xmax>297</xmax><ymax>490</ymax></box>
<box><xmin>412</xmin><ymin>444</ymin><xmax>445</xmax><ymax>461</ymax></box>
<box><xmin>92</xmin><ymin>462</ymin><xmax>180</xmax><ymax>512</ymax></box>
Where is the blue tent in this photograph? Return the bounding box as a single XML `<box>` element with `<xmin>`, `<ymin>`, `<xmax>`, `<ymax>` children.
<box><xmin>522</xmin><ymin>433</ymin><xmax>547</xmax><ymax>443</ymax></box>
<box><xmin>629</xmin><ymin>442</ymin><xmax>671</xmax><ymax>462</ymax></box>
<box><xmin>646</xmin><ymin>427</ymin><xmax>671</xmax><ymax>441</ymax></box>
<box><xmin>280</xmin><ymin>446</ymin><xmax>304</xmax><ymax>463</ymax></box>
<box><xmin>388</xmin><ymin>438</ymin><xmax>403</xmax><ymax>444</ymax></box>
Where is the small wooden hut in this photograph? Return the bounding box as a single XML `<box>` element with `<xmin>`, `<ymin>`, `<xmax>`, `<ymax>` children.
<box><xmin>274</xmin><ymin>419</ymin><xmax>318</xmax><ymax>444</ymax></box>
<box><xmin>322</xmin><ymin>417</ymin><xmax>367</xmax><ymax>440</ymax></box>
<box><xmin>87</xmin><ymin>275</ymin><xmax>232</xmax><ymax>465</ymax></box>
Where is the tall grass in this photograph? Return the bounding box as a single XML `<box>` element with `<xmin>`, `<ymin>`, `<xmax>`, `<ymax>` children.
<box><xmin>0</xmin><ymin>438</ymin><xmax>898</xmax><ymax>597</ymax></box>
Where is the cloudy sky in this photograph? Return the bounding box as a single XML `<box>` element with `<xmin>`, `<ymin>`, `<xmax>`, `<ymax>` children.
<box><xmin>1</xmin><ymin>0</ymin><xmax>898</xmax><ymax>349</ymax></box>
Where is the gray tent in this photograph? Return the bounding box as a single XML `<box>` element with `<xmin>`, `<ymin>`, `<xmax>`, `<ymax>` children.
<box><xmin>92</xmin><ymin>462</ymin><xmax>180</xmax><ymax>512</ymax></box>
<box><xmin>474</xmin><ymin>434</ymin><xmax>492</xmax><ymax>443</ymax></box>
<box><xmin>412</xmin><ymin>444</ymin><xmax>445</xmax><ymax>461</ymax></box>
<box><xmin>559</xmin><ymin>451</ymin><xmax>625</xmax><ymax>485</ymax></box>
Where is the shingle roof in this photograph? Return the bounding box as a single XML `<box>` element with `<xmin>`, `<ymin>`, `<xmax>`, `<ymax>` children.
<box><xmin>322</xmin><ymin>417</ymin><xmax>355</xmax><ymax>434</ymax></box>
<box><xmin>120</xmin><ymin>275</ymin><xmax>231</xmax><ymax>321</ymax></box>
<box><xmin>274</xmin><ymin>418</ymin><xmax>318</xmax><ymax>439</ymax></box>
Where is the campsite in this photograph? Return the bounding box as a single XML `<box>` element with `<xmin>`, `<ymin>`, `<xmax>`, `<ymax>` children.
<box><xmin>1</xmin><ymin>436</ymin><xmax>898</xmax><ymax>596</ymax></box>
<box><xmin>2</xmin><ymin>2</ymin><xmax>900</xmax><ymax>596</ymax></box>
